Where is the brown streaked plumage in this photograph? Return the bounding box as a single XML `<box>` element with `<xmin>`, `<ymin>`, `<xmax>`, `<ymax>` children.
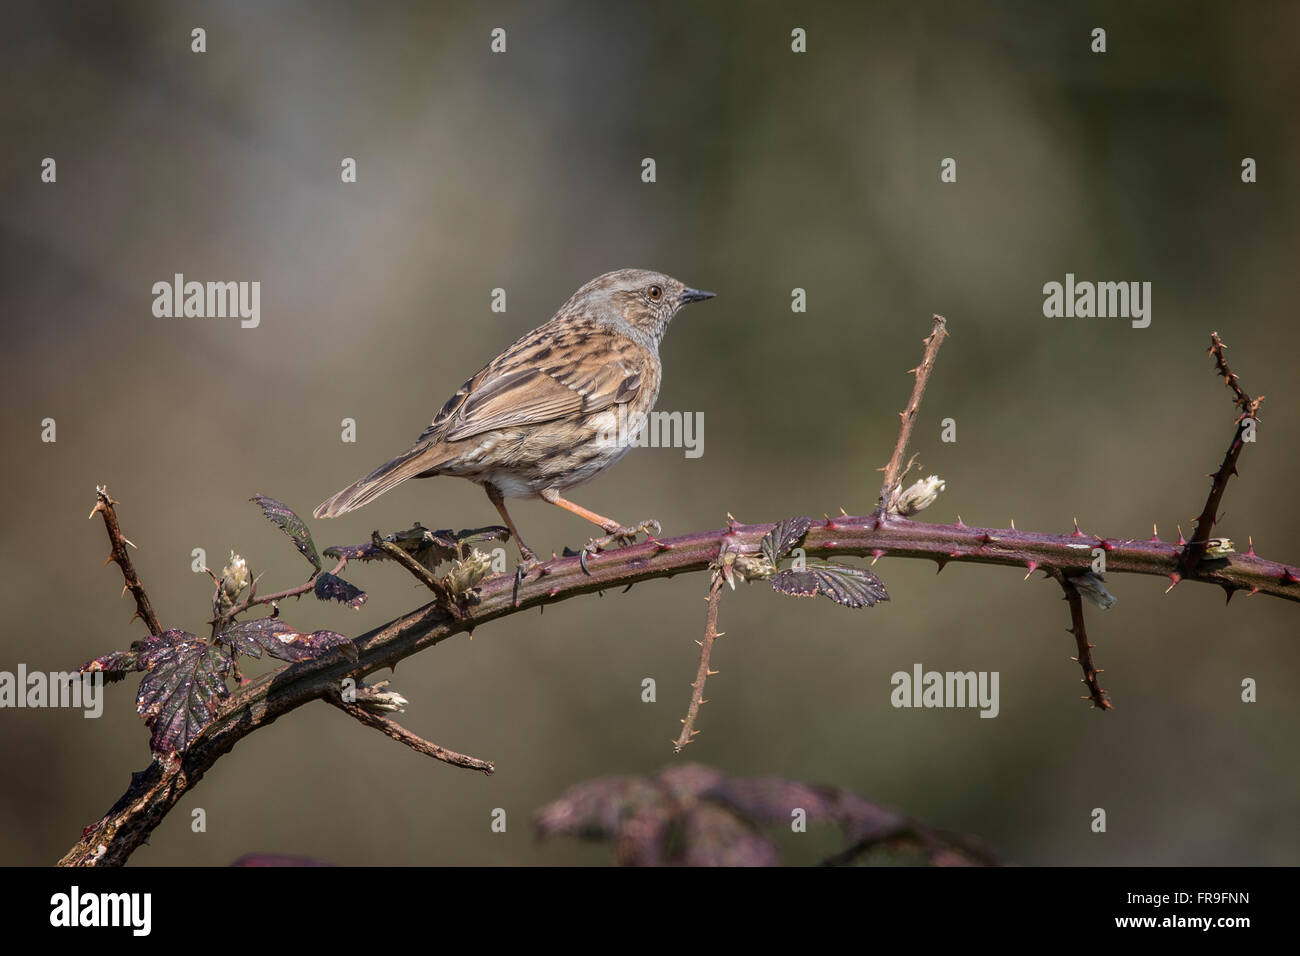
<box><xmin>314</xmin><ymin>268</ymin><xmax>714</xmax><ymax>565</ymax></box>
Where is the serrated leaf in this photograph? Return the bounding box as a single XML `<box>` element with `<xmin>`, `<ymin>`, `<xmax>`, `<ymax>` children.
<box><xmin>79</xmin><ymin>639</ymin><xmax>151</xmax><ymax>684</ymax></box>
<box><xmin>250</xmin><ymin>494</ymin><xmax>321</xmax><ymax>571</ymax></box>
<box><xmin>771</xmin><ymin>564</ymin><xmax>889</xmax><ymax>608</ymax></box>
<box><xmin>217</xmin><ymin>618</ymin><xmax>358</xmax><ymax>664</ymax></box>
<box><xmin>80</xmin><ymin>630</ymin><xmax>233</xmax><ymax>756</ymax></box>
<box><xmin>137</xmin><ymin>639</ymin><xmax>233</xmax><ymax>757</ymax></box>
<box><xmin>313</xmin><ymin>571</ymin><xmax>367</xmax><ymax>609</ymax></box>
<box><xmin>761</xmin><ymin>517</ymin><xmax>812</xmax><ymax>566</ymax></box>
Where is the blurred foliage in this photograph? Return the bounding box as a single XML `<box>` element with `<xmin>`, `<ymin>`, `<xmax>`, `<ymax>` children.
<box><xmin>535</xmin><ymin>763</ymin><xmax>1001</xmax><ymax>865</ymax></box>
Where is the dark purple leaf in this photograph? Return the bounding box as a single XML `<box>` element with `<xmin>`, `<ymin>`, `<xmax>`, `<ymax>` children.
<box><xmin>85</xmin><ymin>630</ymin><xmax>236</xmax><ymax>757</ymax></box>
<box><xmin>79</xmin><ymin>642</ymin><xmax>149</xmax><ymax>684</ymax></box>
<box><xmin>771</xmin><ymin>564</ymin><xmax>890</xmax><ymax>608</ymax></box>
<box><xmin>313</xmin><ymin>571</ymin><xmax>367</xmax><ymax>609</ymax></box>
<box><xmin>706</xmin><ymin>777</ymin><xmax>846</xmax><ymax>825</ymax></box>
<box><xmin>78</xmin><ymin>629</ymin><xmax>196</xmax><ymax>684</ymax></box>
<box><xmin>681</xmin><ymin>803</ymin><xmax>779</xmax><ymax>867</ymax></box>
<box><xmin>217</xmin><ymin>618</ymin><xmax>357</xmax><ymax>664</ymax></box>
<box><xmin>536</xmin><ymin>764</ymin><xmax>997</xmax><ymax>867</ymax></box>
<box><xmin>534</xmin><ymin>775</ymin><xmax>664</xmax><ymax>841</ymax></box>
<box><xmin>250</xmin><ymin>494</ymin><xmax>321</xmax><ymax>571</ymax></box>
<box><xmin>760</xmin><ymin>516</ymin><xmax>812</xmax><ymax>566</ymax></box>
<box><xmin>139</xmin><ymin>641</ymin><xmax>232</xmax><ymax>756</ymax></box>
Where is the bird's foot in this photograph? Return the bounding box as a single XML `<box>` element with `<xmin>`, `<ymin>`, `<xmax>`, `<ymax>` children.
<box><xmin>580</xmin><ymin>519</ymin><xmax>662</xmax><ymax>564</ymax></box>
<box><xmin>514</xmin><ymin>551</ymin><xmax>542</xmax><ymax>582</ymax></box>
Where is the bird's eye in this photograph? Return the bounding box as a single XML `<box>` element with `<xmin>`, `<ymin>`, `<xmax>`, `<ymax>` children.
<box><xmin>647</xmin><ymin>285</ymin><xmax>663</xmax><ymax>301</ymax></box>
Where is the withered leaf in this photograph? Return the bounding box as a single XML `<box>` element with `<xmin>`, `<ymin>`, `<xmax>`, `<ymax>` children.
<box><xmin>313</xmin><ymin>571</ymin><xmax>367</xmax><ymax>609</ymax></box>
<box><xmin>760</xmin><ymin>516</ymin><xmax>812</xmax><ymax>566</ymax></box>
<box><xmin>250</xmin><ymin>494</ymin><xmax>321</xmax><ymax>571</ymax></box>
<box><xmin>771</xmin><ymin>564</ymin><xmax>889</xmax><ymax>608</ymax></box>
<box><xmin>217</xmin><ymin>618</ymin><xmax>358</xmax><ymax>664</ymax></box>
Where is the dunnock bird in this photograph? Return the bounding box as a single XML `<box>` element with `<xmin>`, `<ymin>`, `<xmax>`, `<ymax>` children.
<box><xmin>313</xmin><ymin>268</ymin><xmax>714</xmax><ymax>569</ymax></box>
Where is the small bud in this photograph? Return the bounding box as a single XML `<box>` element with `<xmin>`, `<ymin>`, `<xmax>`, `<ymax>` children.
<box><xmin>442</xmin><ymin>548</ymin><xmax>494</xmax><ymax>594</ymax></box>
<box><xmin>891</xmin><ymin>475</ymin><xmax>946</xmax><ymax>516</ymax></box>
<box><xmin>220</xmin><ymin>551</ymin><xmax>250</xmax><ymax>599</ymax></box>
<box><xmin>1204</xmin><ymin>537</ymin><xmax>1234</xmax><ymax>558</ymax></box>
<box><xmin>212</xmin><ymin>551</ymin><xmax>250</xmax><ymax>621</ymax></box>
<box><xmin>734</xmin><ymin>553</ymin><xmax>777</xmax><ymax>581</ymax></box>
<box><xmin>1069</xmin><ymin>572</ymin><xmax>1116</xmax><ymax>610</ymax></box>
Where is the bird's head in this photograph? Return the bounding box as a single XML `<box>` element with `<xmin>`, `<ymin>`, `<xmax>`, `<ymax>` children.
<box><xmin>570</xmin><ymin>268</ymin><xmax>714</xmax><ymax>346</ymax></box>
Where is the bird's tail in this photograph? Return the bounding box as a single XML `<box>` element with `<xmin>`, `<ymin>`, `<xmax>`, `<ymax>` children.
<box><xmin>313</xmin><ymin>443</ymin><xmax>441</xmax><ymax>518</ymax></box>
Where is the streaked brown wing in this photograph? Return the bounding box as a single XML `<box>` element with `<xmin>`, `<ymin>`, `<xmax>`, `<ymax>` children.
<box><xmin>425</xmin><ymin>335</ymin><xmax>646</xmax><ymax>443</ymax></box>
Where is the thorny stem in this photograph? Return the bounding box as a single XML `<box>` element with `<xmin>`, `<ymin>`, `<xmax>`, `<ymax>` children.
<box><xmin>1179</xmin><ymin>333</ymin><xmax>1263</xmax><ymax>579</ymax></box>
<box><xmin>370</xmin><ymin>532</ymin><xmax>463</xmax><ymax>619</ymax></box>
<box><xmin>1055</xmin><ymin>574</ymin><xmax>1112</xmax><ymax>711</ymax></box>
<box><xmin>878</xmin><ymin>314</ymin><xmax>948</xmax><ymax>514</ymax></box>
<box><xmin>675</xmin><ymin>574</ymin><xmax>725</xmax><ymax>753</ymax></box>
<box><xmin>89</xmin><ymin>487</ymin><xmax>163</xmax><ymax>637</ymax></box>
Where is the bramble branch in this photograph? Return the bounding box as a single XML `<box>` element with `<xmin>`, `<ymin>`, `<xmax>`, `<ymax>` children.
<box><xmin>61</xmin><ymin>323</ymin><xmax>1298</xmax><ymax>866</ymax></box>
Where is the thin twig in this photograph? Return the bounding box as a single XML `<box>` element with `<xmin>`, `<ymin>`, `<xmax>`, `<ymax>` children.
<box><xmin>878</xmin><ymin>314</ymin><xmax>948</xmax><ymax>514</ymax></box>
<box><xmin>326</xmin><ymin>692</ymin><xmax>493</xmax><ymax>775</ymax></box>
<box><xmin>1056</xmin><ymin>575</ymin><xmax>1111</xmax><ymax>711</ymax></box>
<box><xmin>1179</xmin><ymin>333</ymin><xmax>1263</xmax><ymax>578</ymax></box>
<box><xmin>675</xmin><ymin>574</ymin><xmax>725</xmax><ymax>753</ymax></box>
<box><xmin>370</xmin><ymin>532</ymin><xmax>465</xmax><ymax>620</ymax></box>
<box><xmin>219</xmin><ymin>558</ymin><xmax>346</xmax><ymax>624</ymax></box>
<box><xmin>371</xmin><ymin>533</ymin><xmax>441</xmax><ymax>590</ymax></box>
<box><xmin>89</xmin><ymin>486</ymin><xmax>163</xmax><ymax>637</ymax></box>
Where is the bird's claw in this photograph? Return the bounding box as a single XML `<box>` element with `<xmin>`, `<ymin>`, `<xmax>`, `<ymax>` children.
<box><xmin>512</xmin><ymin>554</ymin><xmax>542</xmax><ymax>604</ymax></box>
<box><xmin>581</xmin><ymin>519</ymin><xmax>662</xmax><ymax>567</ymax></box>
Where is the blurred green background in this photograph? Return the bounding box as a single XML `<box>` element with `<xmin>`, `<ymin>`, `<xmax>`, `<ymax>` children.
<box><xmin>2</xmin><ymin>0</ymin><xmax>1298</xmax><ymax>866</ymax></box>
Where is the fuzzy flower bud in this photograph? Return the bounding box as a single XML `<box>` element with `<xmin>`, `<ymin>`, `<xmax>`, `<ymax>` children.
<box><xmin>442</xmin><ymin>548</ymin><xmax>494</xmax><ymax>595</ymax></box>
<box><xmin>220</xmin><ymin>551</ymin><xmax>250</xmax><ymax>600</ymax></box>
<box><xmin>891</xmin><ymin>475</ymin><xmax>946</xmax><ymax>516</ymax></box>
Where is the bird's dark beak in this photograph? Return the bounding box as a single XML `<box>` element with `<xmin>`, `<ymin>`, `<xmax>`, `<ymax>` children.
<box><xmin>679</xmin><ymin>288</ymin><xmax>716</xmax><ymax>304</ymax></box>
